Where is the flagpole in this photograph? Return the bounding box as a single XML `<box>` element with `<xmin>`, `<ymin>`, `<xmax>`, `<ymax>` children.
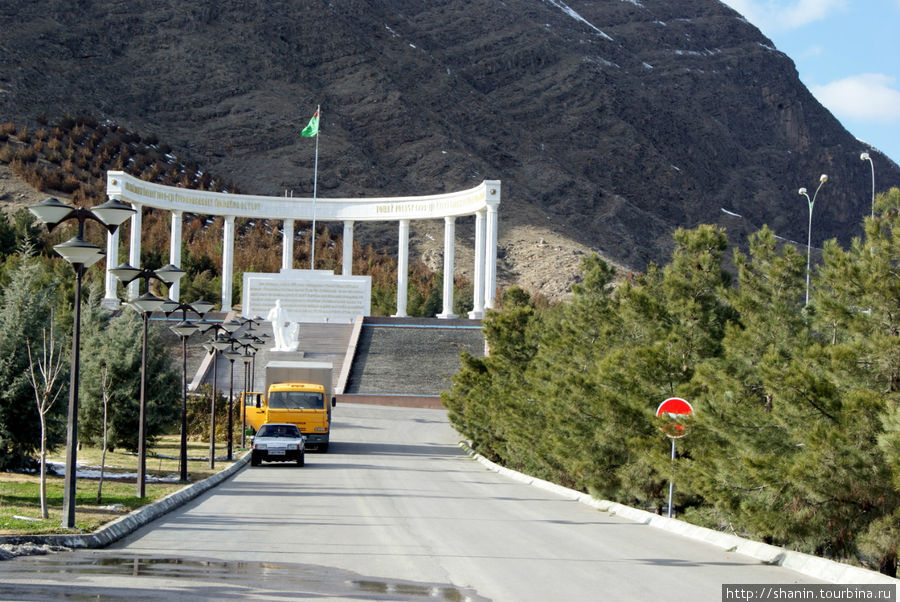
<box><xmin>310</xmin><ymin>105</ymin><xmax>320</xmax><ymax>270</ymax></box>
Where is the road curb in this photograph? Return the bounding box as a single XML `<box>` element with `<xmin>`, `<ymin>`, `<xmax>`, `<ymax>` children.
<box><xmin>1</xmin><ymin>453</ymin><xmax>249</xmax><ymax>551</ymax></box>
<box><xmin>459</xmin><ymin>441</ymin><xmax>897</xmax><ymax>585</ymax></box>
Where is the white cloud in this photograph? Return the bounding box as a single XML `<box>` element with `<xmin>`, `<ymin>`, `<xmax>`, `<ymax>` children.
<box><xmin>811</xmin><ymin>74</ymin><xmax>900</xmax><ymax>123</ymax></box>
<box><xmin>720</xmin><ymin>0</ymin><xmax>847</xmax><ymax>33</ymax></box>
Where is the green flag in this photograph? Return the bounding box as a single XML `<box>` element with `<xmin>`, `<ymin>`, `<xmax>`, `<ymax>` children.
<box><xmin>301</xmin><ymin>109</ymin><xmax>319</xmax><ymax>137</ymax></box>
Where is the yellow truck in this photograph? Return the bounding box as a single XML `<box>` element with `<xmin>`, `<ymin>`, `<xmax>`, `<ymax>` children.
<box><xmin>241</xmin><ymin>361</ymin><xmax>335</xmax><ymax>452</ymax></box>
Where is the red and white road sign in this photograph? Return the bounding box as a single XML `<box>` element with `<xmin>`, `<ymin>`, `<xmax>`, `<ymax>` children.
<box><xmin>656</xmin><ymin>397</ymin><xmax>694</xmax><ymax>438</ymax></box>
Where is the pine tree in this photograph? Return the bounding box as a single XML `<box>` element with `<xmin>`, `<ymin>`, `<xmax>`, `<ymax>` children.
<box><xmin>79</xmin><ymin>292</ymin><xmax>180</xmax><ymax>452</ymax></box>
<box><xmin>0</xmin><ymin>247</ymin><xmax>64</xmax><ymax>470</ymax></box>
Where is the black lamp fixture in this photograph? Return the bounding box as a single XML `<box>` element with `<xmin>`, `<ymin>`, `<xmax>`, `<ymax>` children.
<box><xmin>28</xmin><ymin>196</ymin><xmax>134</xmax><ymax>529</ymax></box>
<box><xmin>110</xmin><ymin>262</ymin><xmax>186</xmax><ymax>498</ymax></box>
<box><xmin>167</xmin><ymin>297</ymin><xmax>214</xmax><ymax>482</ymax></box>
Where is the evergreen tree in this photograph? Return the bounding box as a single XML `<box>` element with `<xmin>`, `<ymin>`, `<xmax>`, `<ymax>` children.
<box><xmin>0</xmin><ymin>247</ymin><xmax>64</xmax><ymax>470</ymax></box>
<box><xmin>443</xmin><ymin>287</ymin><xmax>539</xmax><ymax>461</ymax></box>
<box><xmin>79</xmin><ymin>294</ymin><xmax>180</xmax><ymax>451</ymax></box>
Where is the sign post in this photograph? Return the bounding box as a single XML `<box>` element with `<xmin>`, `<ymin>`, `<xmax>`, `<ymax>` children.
<box><xmin>656</xmin><ymin>397</ymin><xmax>693</xmax><ymax>518</ymax></box>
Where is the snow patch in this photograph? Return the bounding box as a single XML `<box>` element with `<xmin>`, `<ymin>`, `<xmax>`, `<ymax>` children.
<box><xmin>621</xmin><ymin>0</ymin><xmax>643</xmax><ymax>6</ymax></box>
<box><xmin>585</xmin><ymin>56</ymin><xmax>620</xmax><ymax>69</ymax></box>
<box><xmin>642</xmin><ymin>62</ymin><xmax>653</xmax><ymax>70</ymax></box>
<box><xmin>720</xmin><ymin>208</ymin><xmax>742</xmax><ymax>218</ymax></box>
<box><xmin>46</xmin><ymin>461</ymin><xmax>182</xmax><ymax>483</ymax></box>
<box><xmin>544</xmin><ymin>0</ymin><xmax>613</xmax><ymax>41</ymax></box>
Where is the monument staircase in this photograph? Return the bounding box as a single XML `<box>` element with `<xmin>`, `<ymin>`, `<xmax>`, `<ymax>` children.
<box><xmin>185</xmin><ymin>313</ymin><xmax>484</xmax><ymax>409</ymax></box>
<box><xmin>342</xmin><ymin>317</ymin><xmax>485</xmax><ymax>408</ymax></box>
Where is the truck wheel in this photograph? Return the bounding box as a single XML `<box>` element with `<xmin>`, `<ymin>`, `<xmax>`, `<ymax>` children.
<box><xmin>297</xmin><ymin>451</ymin><xmax>305</xmax><ymax>467</ymax></box>
<box><xmin>251</xmin><ymin>452</ymin><xmax>260</xmax><ymax>466</ymax></box>
<box><xmin>319</xmin><ymin>443</ymin><xmax>329</xmax><ymax>453</ymax></box>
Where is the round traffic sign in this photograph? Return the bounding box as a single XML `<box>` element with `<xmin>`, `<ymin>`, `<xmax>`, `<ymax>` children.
<box><xmin>656</xmin><ymin>397</ymin><xmax>693</xmax><ymax>438</ymax></box>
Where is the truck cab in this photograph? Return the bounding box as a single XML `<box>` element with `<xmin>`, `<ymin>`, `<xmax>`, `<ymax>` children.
<box><xmin>241</xmin><ymin>361</ymin><xmax>335</xmax><ymax>452</ymax></box>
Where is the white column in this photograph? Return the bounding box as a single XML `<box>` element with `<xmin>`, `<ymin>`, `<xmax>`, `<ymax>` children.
<box><xmin>281</xmin><ymin>219</ymin><xmax>294</xmax><ymax>271</ymax></box>
<box><xmin>393</xmin><ymin>219</ymin><xmax>410</xmax><ymax>317</ymax></box>
<box><xmin>485</xmin><ymin>201</ymin><xmax>499</xmax><ymax>310</ymax></box>
<box><xmin>128</xmin><ymin>202</ymin><xmax>143</xmax><ymax>300</ymax></box>
<box><xmin>222</xmin><ymin>215</ymin><xmax>235</xmax><ymax>311</ymax></box>
<box><xmin>469</xmin><ymin>209</ymin><xmax>486</xmax><ymax>319</ymax></box>
<box><xmin>437</xmin><ymin>216</ymin><xmax>458</xmax><ymax>319</ymax></box>
<box><xmin>342</xmin><ymin>220</ymin><xmax>354</xmax><ymax>276</ymax></box>
<box><xmin>103</xmin><ymin>228</ymin><xmax>120</xmax><ymax>309</ymax></box>
<box><xmin>169</xmin><ymin>210</ymin><xmax>183</xmax><ymax>302</ymax></box>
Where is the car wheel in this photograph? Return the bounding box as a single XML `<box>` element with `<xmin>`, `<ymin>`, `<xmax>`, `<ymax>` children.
<box><xmin>297</xmin><ymin>451</ymin><xmax>305</xmax><ymax>467</ymax></box>
<box><xmin>319</xmin><ymin>443</ymin><xmax>329</xmax><ymax>453</ymax></box>
<box><xmin>251</xmin><ymin>452</ymin><xmax>260</xmax><ymax>466</ymax></box>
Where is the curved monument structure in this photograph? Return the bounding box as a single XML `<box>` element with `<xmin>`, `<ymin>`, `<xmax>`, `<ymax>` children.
<box><xmin>105</xmin><ymin>171</ymin><xmax>500</xmax><ymax>319</ymax></box>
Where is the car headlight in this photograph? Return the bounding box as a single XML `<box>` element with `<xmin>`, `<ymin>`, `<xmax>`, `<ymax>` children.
<box><xmin>287</xmin><ymin>444</ymin><xmax>298</xmax><ymax>450</ymax></box>
<box><xmin>254</xmin><ymin>443</ymin><xmax>266</xmax><ymax>450</ymax></box>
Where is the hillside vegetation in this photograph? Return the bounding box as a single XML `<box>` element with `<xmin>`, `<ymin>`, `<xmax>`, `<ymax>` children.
<box><xmin>0</xmin><ymin>116</ymin><xmax>461</xmax><ymax>315</ymax></box>
<box><xmin>444</xmin><ymin>189</ymin><xmax>900</xmax><ymax>577</ymax></box>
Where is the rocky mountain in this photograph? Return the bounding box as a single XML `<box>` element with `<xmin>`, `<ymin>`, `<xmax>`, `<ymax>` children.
<box><xmin>1</xmin><ymin>0</ymin><xmax>898</xmax><ymax>296</ymax></box>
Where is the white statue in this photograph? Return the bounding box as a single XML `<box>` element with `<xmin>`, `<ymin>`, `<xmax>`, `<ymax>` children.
<box><xmin>266</xmin><ymin>299</ymin><xmax>301</xmax><ymax>352</ymax></box>
<box><xmin>285</xmin><ymin>323</ymin><xmax>301</xmax><ymax>352</ymax></box>
<box><xmin>266</xmin><ymin>299</ymin><xmax>290</xmax><ymax>351</ymax></box>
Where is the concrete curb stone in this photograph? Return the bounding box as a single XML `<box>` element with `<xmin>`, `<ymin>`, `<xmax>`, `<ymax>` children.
<box><xmin>0</xmin><ymin>453</ymin><xmax>249</xmax><ymax>552</ymax></box>
<box><xmin>460</xmin><ymin>441</ymin><xmax>898</xmax><ymax>586</ymax></box>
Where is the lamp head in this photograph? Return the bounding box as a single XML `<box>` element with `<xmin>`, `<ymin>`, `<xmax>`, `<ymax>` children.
<box><xmin>798</xmin><ymin>187</ymin><xmax>807</xmax><ymax>196</ymax></box>
<box><xmin>222</xmin><ymin>318</ymin><xmax>243</xmax><ymax>333</ymax></box>
<box><xmin>128</xmin><ymin>291</ymin><xmax>166</xmax><ymax>314</ymax></box>
<box><xmin>154</xmin><ymin>264</ymin><xmax>186</xmax><ymax>284</ymax></box>
<box><xmin>170</xmin><ymin>320</ymin><xmax>199</xmax><ymax>338</ymax></box>
<box><xmin>29</xmin><ymin>197</ymin><xmax>75</xmax><ymax>231</ymax></box>
<box><xmin>160</xmin><ymin>297</ymin><xmax>181</xmax><ymax>313</ymax></box>
<box><xmin>91</xmin><ymin>197</ymin><xmax>135</xmax><ymax>231</ymax></box>
<box><xmin>860</xmin><ymin>152</ymin><xmax>870</xmax><ymax>161</ymax></box>
<box><xmin>53</xmin><ymin>235</ymin><xmax>104</xmax><ymax>268</ymax></box>
<box><xmin>190</xmin><ymin>298</ymin><xmax>215</xmax><ymax>315</ymax></box>
<box><xmin>109</xmin><ymin>262</ymin><xmax>141</xmax><ymax>284</ymax></box>
<box><xmin>819</xmin><ymin>174</ymin><xmax>828</xmax><ymax>184</ymax></box>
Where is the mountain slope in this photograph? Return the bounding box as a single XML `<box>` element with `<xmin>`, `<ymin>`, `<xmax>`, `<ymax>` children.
<box><xmin>1</xmin><ymin>0</ymin><xmax>897</xmax><ymax>289</ymax></box>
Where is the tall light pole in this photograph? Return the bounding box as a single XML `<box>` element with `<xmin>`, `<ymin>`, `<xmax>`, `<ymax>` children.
<box><xmin>201</xmin><ymin>336</ymin><xmax>225</xmax><ymax>469</ymax></box>
<box><xmin>110</xmin><ymin>263</ymin><xmax>185</xmax><ymax>498</ymax></box>
<box><xmin>235</xmin><ymin>336</ymin><xmax>257</xmax><ymax>447</ymax></box>
<box><xmin>799</xmin><ymin>174</ymin><xmax>828</xmax><ymax>306</ymax></box>
<box><xmin>167</xmin><ymin>298</ymin><xmax>214</xmax><ymax>482</ymax></box>
<box><xmin>860</xmin><ymin>152</ymin><xmax>875</xmax><ymax>218</ymax></box>
<box><xmin>221</xmin><ymin>319</ymin><xmax>244</xmax><ymax>460</ymax></box>
<box><xmin>28</xmin><ymin>197</ymin><xmax>134</xmax><ymax>528</ymax></box>
<box><xmin>198</xmin><ymin>315</ymin><xmax>242</xmax><ymax>467</ymax></box>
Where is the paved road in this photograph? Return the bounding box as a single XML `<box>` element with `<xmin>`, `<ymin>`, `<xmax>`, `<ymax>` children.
<box><xmin>0</xmin><ymin>404</ymin><xmax>820</xmax><ymax>600</ymax></box>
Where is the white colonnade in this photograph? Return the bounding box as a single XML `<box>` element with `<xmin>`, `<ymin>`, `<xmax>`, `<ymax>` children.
<box><xmin>104</xmin><ymin>172</ymin><xmax>500</xmax><ymax>318</ymax></box>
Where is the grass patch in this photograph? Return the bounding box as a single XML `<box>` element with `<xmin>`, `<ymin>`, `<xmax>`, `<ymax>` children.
<box><xmin>0</xmin><ymin>435</ymin><xmax>245</xmax><ymax>536</ymax></box>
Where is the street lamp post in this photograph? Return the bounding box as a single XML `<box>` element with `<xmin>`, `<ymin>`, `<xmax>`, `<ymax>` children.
<box><xmin>28</xmin><ymin>196</ymin><xmax>134</xmax><ymax>528</ymax></box>
<box><xmin>860</xmin><ymin>152</ymin><xmax>875</xmax><ymax>218</ymax></box>
<box><xmin>236</xmin><ymin>338</ymin><xmax>257</xmax><ymax>447</ymax></box>
<box><xmin>199</xmin><ymin>318</ymin><xmax>239</xmax><ymax>468</ymax></box>
<box><xmin>109</xmin><ymin>263</ymin><xmax>185</xmax><ymax>498</ymax></box>
<box><xmin>219</xmin><ymin>319</ymin><xmax>244</xmax><ymax>461</ymax></box>
<box><xmin>799</xmin><ymin>174</ymin><xmax>828</xmax><ymax>306</ymax></box>
<box><xmin>167</xmin><ymin>298</ymin><xmax>214</xmax><ymax>482</ymax></box>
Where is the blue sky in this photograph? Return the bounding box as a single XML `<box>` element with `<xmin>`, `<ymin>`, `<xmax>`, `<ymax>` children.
<box><xmin>719</xmin><ymin>0</ymin><xmax>900</xmax><ymax>166</ymax></box>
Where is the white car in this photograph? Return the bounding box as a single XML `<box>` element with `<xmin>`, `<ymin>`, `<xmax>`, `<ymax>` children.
<box><xmin>250</xmin><ymin>423</ymin><xmax>306</xmax><ymax>466</ymax></box>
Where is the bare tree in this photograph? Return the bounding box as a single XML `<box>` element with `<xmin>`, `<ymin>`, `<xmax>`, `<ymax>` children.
<box><xmin>26</xmin><ymin>321</ymin><xmax>65</xmax><ymax>519</ymax></box>
<box><xmin>96</xmin><ymin>364</ymin><xmax>110</xmax><ymax>504</ymax></box>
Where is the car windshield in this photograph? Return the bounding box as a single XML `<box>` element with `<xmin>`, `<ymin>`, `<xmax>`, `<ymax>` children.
<box><xmin>268</xmin><ymin>390</ymin><xmax>324</xmax><ymax>410</ymax></box>
<box><xmin>257</xmin><ymin>425</ymin><xmax>300</xmax><ymax>438</ymax></box>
